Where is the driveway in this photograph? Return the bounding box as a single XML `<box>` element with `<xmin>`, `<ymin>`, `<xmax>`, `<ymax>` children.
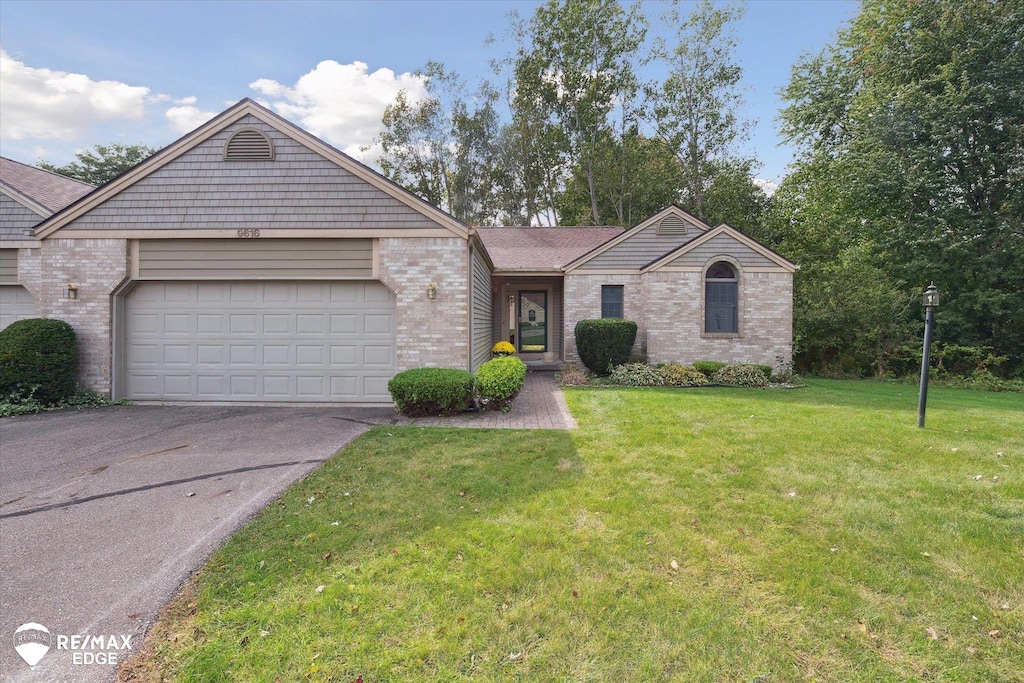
<box><xmin>0</xmin><ymin>405</ymin><xmax>397</xmax><ymax>683</ymax></box>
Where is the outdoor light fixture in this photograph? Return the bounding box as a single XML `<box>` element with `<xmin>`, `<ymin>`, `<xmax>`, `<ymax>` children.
<box><xmin>917</xmin><ymin>283</ymin><xmax>939</xmax><ymax>428</ymax></box>
<box><xmin>427</xmin><ymin>283</ymin><xmax>437</xmax><ymax>300</ymax></box>
<box><xmin>66</xmin><ymin>284</ymin><xmax>79</xmax><ymax>300</ymax></box>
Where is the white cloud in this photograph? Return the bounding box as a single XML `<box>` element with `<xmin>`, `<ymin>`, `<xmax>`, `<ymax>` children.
<box><xmin>753</xmin><ymin>178</ymin><xmax>778</xmax><ymax>197</ymax></box>
<box><xmin>0</xmin><ymin>49</ymin><xmax>151</xmax><ymax>140</ymax></box>
<box><xmin>249</xmin><ymin>60</ymin><xmax>428</xmax><ymax>158</ymax></box>
<box><xmin>165</xmin><ymin>103</ymin><xmax>218</xmax><ymax>133</ymax></box>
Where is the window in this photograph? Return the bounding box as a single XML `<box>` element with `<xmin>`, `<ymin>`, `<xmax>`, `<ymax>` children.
<box><xmin>601</xmin><ymin>285</ymin><xmax>624</xmax><ymax>318</ymax></box>
<box><xmin>704</xmin><ymin>262</ymin><xmax>738</xmax><ymax>334</ymax></box>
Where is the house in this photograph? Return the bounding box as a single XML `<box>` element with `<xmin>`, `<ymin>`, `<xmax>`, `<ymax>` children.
<box><xmin>2</xmin><ymin>98</ymin><xmax>794</xmax><ymax>403</ymax></box>
<box><xmin>1</xmin><ymin>158</ymin><xmax>94</xmax><ymax>329</ymax></box>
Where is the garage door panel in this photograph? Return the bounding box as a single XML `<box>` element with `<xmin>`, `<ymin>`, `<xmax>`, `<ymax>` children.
<box><xmin>125</xmin><ymin>281</ymin><xmax>395</xmax><ymax>402</ymax></box>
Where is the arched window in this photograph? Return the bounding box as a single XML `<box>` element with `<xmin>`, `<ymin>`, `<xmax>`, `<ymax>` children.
<box><xmin>705</xmin><ymin>261</ymin><xmax>738</xmax><ymax>334</ymax></box>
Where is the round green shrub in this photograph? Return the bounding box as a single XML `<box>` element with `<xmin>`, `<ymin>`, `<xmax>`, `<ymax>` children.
<box><xmin>388</xmin><ymin>367</ymin><xmax>475</xmax><ymax>417</ymax></box>
<box><xmin>475</xmin><ymin>356</ymin><xmax>527</xmax><ymax>410</ymax></box>
<box><xmin>711</xmin><ymin>363</ymin><xmax>770</xmax><ymax>388</ymax></box>
<box><xmin>574</xmin><ymin>319</ymin><xmax>638</xmax><ymax>375</ymax></box>
<box><xmin>0</xmin><ymin>318</ymin><xmax>78</xmax><ymax>405</ymax></box>
<box><xmin>658</xmin><ymin>364</ymin><xmax>709</xmax><ymax>387</ymax></box>
<box><xmin>693</xmin><ymin>360</ymin><xmax>727</xmax><ymax>378</ymax></box>
<box><xmin>608</xmin><ymin>362</ymin><xmax>665</xmax><ymax>387</ymax></box>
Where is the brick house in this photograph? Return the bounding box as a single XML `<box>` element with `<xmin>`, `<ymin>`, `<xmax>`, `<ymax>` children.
<box><xmin>0</xmin><ymin>98</ymin><xmax>794</xmax><ymax>403</ymax></box>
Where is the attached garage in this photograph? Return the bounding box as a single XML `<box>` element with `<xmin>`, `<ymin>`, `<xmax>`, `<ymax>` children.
<box><xmin>0</xmin><ymin>249</ymin><xmax>35</xmax><ymax>330</ymax></box>
<box><xmin>122</xmin><ymin>280</ymin><xmax>395</xmax><ymax>402</ymax></box>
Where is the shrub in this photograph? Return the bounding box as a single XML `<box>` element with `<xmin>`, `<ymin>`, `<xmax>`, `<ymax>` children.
<box><xmin>0</xmin><ymin>318</ymin><xmax>78</xmax><ymax>405</ymax></box>
<box><xmin>693</xmin><ymin>360</ymin><xmax>727</xmax><ymax>378</ymax></box>
<box><xmin>608</xmin><ymin>362</ymin><xmax>665</xmax><ymax>387</ymax></box>
<box><xmin>658</xmin><ymin>364</ymin><xmax>709</xmax><ymax>387</ymax></box>
<box><xmin>712</xmin><ymin>363</ymin><xmax>770</xmax><ymax>388</ymax></box>
<box><xmin>387</xmin><ymin>367</ymin><xmax>475</xmax><ymax>417</ymax></box>
<box><xmin>756</xmin><ymin>364</ymin><xmax>774</xmax><ymax>382</ymax></box>
<box><xmin>574</xmin><ymin>319</ymin><xmax>638</xmax><ymax>374</ymax></box>
<box><xmin>557</xmin><ymin>363</ymin><xmax>590</xmax><ymax>387</ymax></box>
<box><xmin>476</xmin><ymin>356</ymin><xmax>527</xmax><ymax>410</ymax></box>
<box><xmin>491</xmin><ymin>340</ymin><xmax>516</xmax><ymax>357</ymax></box>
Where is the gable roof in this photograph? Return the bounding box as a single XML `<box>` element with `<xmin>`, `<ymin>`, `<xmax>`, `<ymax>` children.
<box><xmin>476</xmin><ymin>226</ymin><xmax>623</xmax><ymax>272</ymax></box>
<box><xmin>34</xmin><ymin>98</ymin><xmax>469</xmax><ymax>240</ymax></box>
<box><xmin>0</xmin><ymin>156</ymin><xmax>95</xmax><ymax>217</ymax></box>
<box><xmin>562</xmin><ymin>205</ymin><xmax>710</xmax><ymax>272</ymax></box>
<box><xmin>642</xmin><ymin>223</ymin><xmax>797</xmax><ymax>273</ymax></box>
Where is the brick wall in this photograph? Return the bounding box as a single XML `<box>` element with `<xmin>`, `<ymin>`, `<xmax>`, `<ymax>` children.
<box><xmin>378</xmin><ymin>237</ymin><xmax>470</xmax><ymax>371</ymax></box>
<box><xmin>644</xmin><ymin>270</ymin><xmax>792</xmax><ymax>368</ymax></box>
<box><xmin>563</xmin><ymin>273</ymin><xmax>645</xmax><ymax>363</ymax></box>
<box><xmin>36</xmin><ymin>239</ymin><xmax>129</xmax><ymax>393</ymax></box>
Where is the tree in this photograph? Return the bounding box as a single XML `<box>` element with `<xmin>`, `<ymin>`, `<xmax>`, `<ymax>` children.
<box><xmin>648</xmin><ymin>1</ymin><xmax>754</xmax><ymax>223</ymax></box>
<box><xmin>778</xmin><ymin>0</ymin><xmax>1024</xmax><ymax>374</ymax></box>
<box><xmin>38</xmin><ymin>143</ymin><xmax>156</xmax><ymax>186</ymax></box>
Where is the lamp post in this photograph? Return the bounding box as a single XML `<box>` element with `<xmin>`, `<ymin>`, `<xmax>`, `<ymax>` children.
<box><xmin>917</xmin><ymin>283</ymin><xmax>939</xmax><ymax>428</ymax></box>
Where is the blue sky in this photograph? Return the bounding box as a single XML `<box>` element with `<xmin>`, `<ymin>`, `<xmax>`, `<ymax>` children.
<box><xmin>0</xmin><ymin>0</ymin><xmax>857</xmax><ymax>186</ymax></box>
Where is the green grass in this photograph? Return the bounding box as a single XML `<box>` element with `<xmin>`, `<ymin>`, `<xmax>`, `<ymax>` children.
<box><xmin>123</xmin><ymin>380</ymin><xmax>1024</xmax><ymax>682</ymax></box>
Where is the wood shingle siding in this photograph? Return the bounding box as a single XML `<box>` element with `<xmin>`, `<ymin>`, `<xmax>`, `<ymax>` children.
<box><xmin>137</xmin><ymin>239</ymin><xmax>373</xmax><ymax>279</ymax></box>
<box><xmin>581</xmin><ymin>224</ymin><xmax>701</xmax><ymax>270</ymax></box>
<box><xmin>471</xmin><ymin>245</ymin><xmax>493</xmax><ymax>371</ymax></box>
<box><xmin>62</xmin><ymin>116</ymin><xmax>446</xmax><ymax>232</ymax></box>
<box><xmin>662</xmin><ymin>233</ymin><xmax>779</xmax><ymax>269</ymax></box>
<box><xmin>0</xmin><ymin>194</ymin><xmax>44</xmax><ymax>240</ymax></box>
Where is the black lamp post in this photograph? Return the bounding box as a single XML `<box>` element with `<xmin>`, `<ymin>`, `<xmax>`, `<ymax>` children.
<box><xmin>917</xmin><ymin>283</ymin><xmax>939</xmax><ymax>428</ymax></box>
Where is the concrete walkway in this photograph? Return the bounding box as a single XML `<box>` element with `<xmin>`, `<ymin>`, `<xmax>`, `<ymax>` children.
<box><xmin>400</xmin><ymin>370</ymin><xmax>577</xmax><ymax>430</ymax></box>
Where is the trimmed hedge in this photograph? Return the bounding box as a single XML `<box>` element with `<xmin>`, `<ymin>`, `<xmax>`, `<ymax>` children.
<box><xmin>0</xmin><ymin>318</ymin><xmax>78</xmax><ymax>405</ymax></box>
<box><xmin>693</xmin><ymin>360</ymin><xmax>727</xmax><ymax>378</ymax></box>
<box><xmin>574</xmin><ymin>319</ymin><xmax>637</xmax><ymax>375</ymax></box>
<box><xmin>388</xmin><ymin>367</ymin><xmax>475</xmax><ymax>417</ymax></box>
<box><xmin>476</xmin><ymin>356</ymin><xmax>527</xmax><ymax>410</ymax></box>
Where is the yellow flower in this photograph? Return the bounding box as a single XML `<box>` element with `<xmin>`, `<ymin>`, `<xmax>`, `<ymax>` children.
<box><xmin>491</xmin><ymin>341</ymin><xmax>516</xmax><ymax>356</ymax></box>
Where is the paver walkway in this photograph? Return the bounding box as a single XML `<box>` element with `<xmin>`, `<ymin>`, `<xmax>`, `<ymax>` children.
<box><xmin>397</xmin><ymin>370</ymin><xmax>577</xmax><ymax>430</ymax></box>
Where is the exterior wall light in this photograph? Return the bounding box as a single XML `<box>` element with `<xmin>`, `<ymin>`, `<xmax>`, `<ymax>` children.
<box><xmin>66</xmin><ymin>284</ymin><xmax>79</xmax><ymax>300</ymax></box>
<box><xmin>917</xmin><ymin>283</ymin><xmax>939</xmax><ymax>428</ymax></box>
<box><xmin>427</xmin><ymin>283</ymin><xmax>437</xmax><ymax>300</ymax></box>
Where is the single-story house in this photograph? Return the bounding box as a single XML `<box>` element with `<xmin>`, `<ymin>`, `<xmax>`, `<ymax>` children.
<box><xmin>0</xmin><ymin>98</ymin><xmax>795</xmax><ymax>403</ymax></box>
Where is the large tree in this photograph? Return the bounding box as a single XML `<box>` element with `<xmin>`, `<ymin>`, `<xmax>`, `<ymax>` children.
<box><xmin>778</xmin><ymin>0</ymin><xmax>1024</xmax><ymax>373</ymax></box>
<box><xmin>38</xmin><ymin>143</ymin><xmax>156</xmax><ymax>186</ymax></box>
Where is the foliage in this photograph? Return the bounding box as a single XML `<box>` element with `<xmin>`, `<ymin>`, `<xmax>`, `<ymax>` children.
<box><xmin>556</xmin><ymin>363</ymin><xmax>590</xmax><ymax>387</ymax></box>
<box><xmin>491</xmin><ymin>340</ymin><xmax>516</xmax><ymax>357</ymax></box>
<box><xmin>38</xmin><ymin>143</ymin><xmax>156</xmax><ymax>185</ymax></box>
<box><xmin>608</xmin><ymin>362</ymin><xmax>664</xmax><ymax>387</ymax></box>
<box><xmin>0</xmin><ymin>318</ymin><xmax>78</xmax><ymax>405</ymax></box>
<box><xmin>475</xmin><ymin>356</ymin><xmax>527</xmax><ymax>411</ymax></box>
<box><xmin>931</xmin><ymin>369</ymin><xmax>1024</xmax><ymax>393</ymax></box>
<box><xmin>711</xmin><ymin>363</ymin><xmax>770</xmax><ymax>388</ymax></box>
<box><xmin>777</xmin><ymin>0</ymin><xmax>1024</xmax><ymax>375</ymax></box>
<box><xmin>574</xmin><ymin>318</ymin><xmax>638</xmax><ymax>374</ymax></box>
<box><xmin>387</xmin><ymin>367</ymin><xmax>475</xmax><ymax>417</ymax></box>
<box><xmin>0</xmin><ymin>388</ymin><xmax>126</xmax><ymax>418</ymax></box>
<box><xmin>128</xmin><ymin>382</ymin><xmax>1024</xmax><ymax>682</ymax></box>
<box><xmin>934</xmin><ymin>344</ymin><xmax>1008</xmax><ymax>378</ymax></box>
<box><xmin>692</xmin><ymin>360</ymin><xmax>726</xmax><ymax>378</ymax></box>
<box><xmin>657</xmin><ymin>364</ymin><xmax>709</xmax><ymax>387</ymax></box>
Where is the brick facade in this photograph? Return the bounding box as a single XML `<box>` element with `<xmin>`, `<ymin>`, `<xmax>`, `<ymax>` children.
<box><xmin>563</xmin><ymin>273</ymin><xmax>645</xmax><ymax>363</ymax></box>
<box><xmin>378</xmin><ymin>237</ymin><xmax>470</xmax><ymax>372</ymax></box>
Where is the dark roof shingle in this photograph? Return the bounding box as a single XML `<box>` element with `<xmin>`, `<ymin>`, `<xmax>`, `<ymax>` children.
<box><xmin>476</xmin><ymin>226</ymin><xmax>623</xmax><ymax>271</ymax></box>
<box><xmin>0</xmin><ymin>156</ymin><xmax>95</xmax><ymax>215</ymax></box>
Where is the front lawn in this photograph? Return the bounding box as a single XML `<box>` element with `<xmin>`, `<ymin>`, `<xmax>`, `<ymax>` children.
<box><xmin>122</xmin><ymin>381</ymin><xmax>1023</xmax><ymax>682</ymax></box>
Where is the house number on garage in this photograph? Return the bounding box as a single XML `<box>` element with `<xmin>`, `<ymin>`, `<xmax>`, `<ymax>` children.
<box><xmin>236</xmin><ymin>229</ymin><xmax>260</xmax><ymax>238</ymax></box>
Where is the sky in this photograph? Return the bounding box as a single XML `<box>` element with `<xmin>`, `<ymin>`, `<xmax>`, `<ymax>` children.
<box><xmin>0</xmin><ymin>0</ymin><xmax>858</xmax><ymax>187</ymax></box>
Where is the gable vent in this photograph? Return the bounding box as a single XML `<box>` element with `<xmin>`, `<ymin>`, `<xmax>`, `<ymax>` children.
<box><xmin>657</xmin><ymin>214</ymin><xmax>688</xmax><ymax>235</ymax></box>
<box><xmin>224</xmin><ymin>129</ymin><xmax>274</xmax><ymax>161</ymax></box>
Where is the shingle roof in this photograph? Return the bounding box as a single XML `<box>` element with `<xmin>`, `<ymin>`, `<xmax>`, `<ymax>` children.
<box><xmin>476</xmin><ymin>226</ymin><xmax>624</xmax><ymax>272</ymax></box>
<box><xmin>0</xmin><ymin>157</ymin><xmax>95</xmax><ymax>215</ymax></box>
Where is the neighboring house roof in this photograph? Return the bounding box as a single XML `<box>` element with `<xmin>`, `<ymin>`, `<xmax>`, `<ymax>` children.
<box><xmin>34</xmin><ymin>98</ymin><xmax>469</xmax><ymax>240</ymax></box>
<box><xmin>0</xmin><ymin>156</ymin><xmax>95</xmax><ymax>216</ymax></box>
<box><xmin>476</xmin><ymin>226</ymin><xmax>623</xmax><ymax>273</ymax></box>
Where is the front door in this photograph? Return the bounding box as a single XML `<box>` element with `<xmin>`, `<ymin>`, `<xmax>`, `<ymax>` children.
<box><xmin>518</xmin><ymin>291</ymin><xmax>547</xmax><ymax>353</ymax></box>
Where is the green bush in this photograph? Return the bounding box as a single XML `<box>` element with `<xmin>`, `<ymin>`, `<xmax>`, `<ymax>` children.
<box><xmin>476</xmin><ymin>356</ymin><xmax>527</xmax><ymax>411</ymax></box>
<box><xmin>388</xmin><ymin>367</ymin><xmax>475</xmax><ymax>417</ymax></box>
<box><xmin>608</xmin><ymin>362</ymin><xmax>665</xmax><ymax>387</ymax></box>
<box><xmin>756</xmin><ymin>364</ymin><xmax>774</xmax><ymax>382</ymax></box>
<box><xmin>712</xmin><ymin>363</ymin><xmax>770</xmax><ymax>388</ymax></box>
<box><xmin>658</xmin><ymin>364</ymin><xmax>709</xmax><ymax>387</ymax></box>
<box><xmin>693</xmin><ymin>360</ymin><xmax>727</xmax><ymax>378</ymax></box>
<box><xmin>0</xmin><ymin>318</ymin><xmax>78</xmax><ymax>405</ymax></box>
<box><xmin>574</xmin><ymin>319</ymin><xmax>638</xmax><ymax>375</ymax></box>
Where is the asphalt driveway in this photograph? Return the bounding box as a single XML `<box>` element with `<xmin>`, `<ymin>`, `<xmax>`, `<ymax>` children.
<box><xmin>0</xmin><ymin>405</ymin><xmax>397</xmax><ymax>683</ymax></box>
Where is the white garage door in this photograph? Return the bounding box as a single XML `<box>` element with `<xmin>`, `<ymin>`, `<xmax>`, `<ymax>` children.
<box><xmin>124</xmin><ymin>281</ymin><xmax>395</xmax><ymax>402</ymax></box>
<box><xmin>0</xmin><ymin>285</ymin><xmax>36</xmax><ymax>330</ymax></box>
